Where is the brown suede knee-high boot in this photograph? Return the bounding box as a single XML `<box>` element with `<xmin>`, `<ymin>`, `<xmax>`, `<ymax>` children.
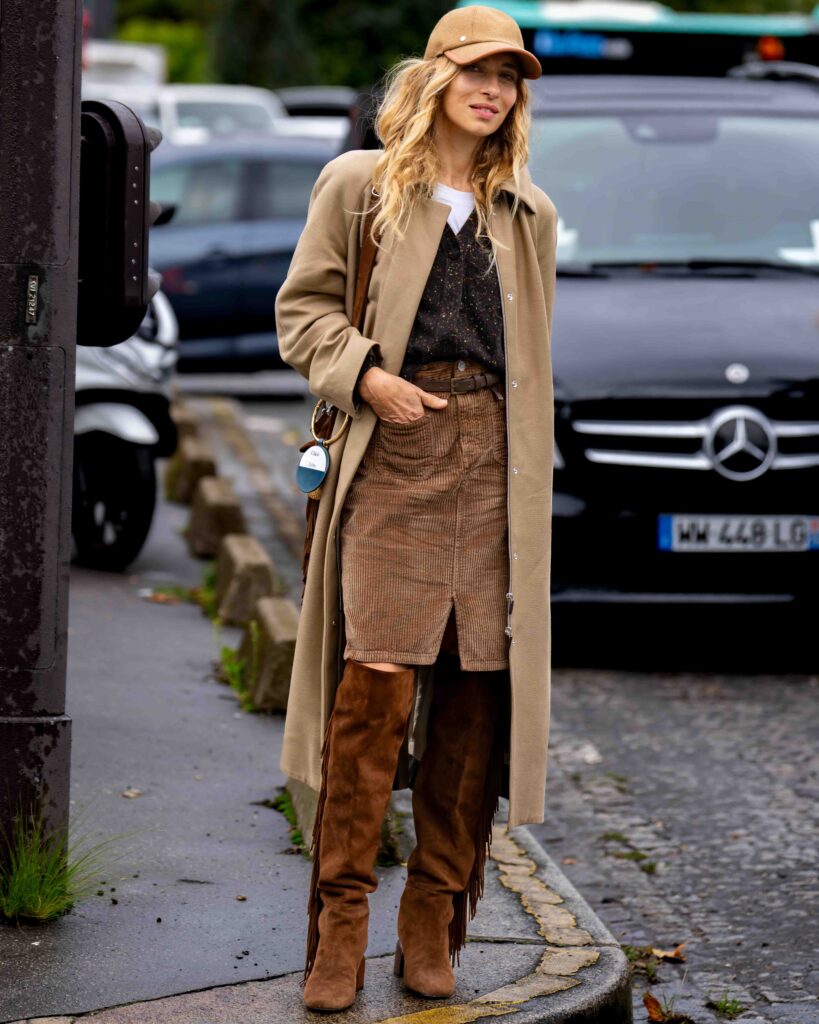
<box><xmin>394</xmin><ymin>655</ymin><xmax>505</xmax><ymax>998</ymax></box>
<box><xmin>303</xmin><ymin>659</ymin><xmax>416</xmax><ymax>1012</ymax></box>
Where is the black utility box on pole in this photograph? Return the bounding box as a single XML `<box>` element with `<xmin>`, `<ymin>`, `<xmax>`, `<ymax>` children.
<box><xmin>0</xmin><ymin>0</ymin><xmax>81</xmax><ymax>858</ymax></box>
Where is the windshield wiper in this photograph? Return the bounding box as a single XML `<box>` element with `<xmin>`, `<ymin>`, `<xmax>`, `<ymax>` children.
<box><xmin>586</xmin><ymin>258</ymin><xmax>819</xmax><ymax>277</ymax></box>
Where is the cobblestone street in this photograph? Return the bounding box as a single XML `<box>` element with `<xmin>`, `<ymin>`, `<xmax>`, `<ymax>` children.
<box><xmin>533</xmin><ymin>652</ymin><xmax>819</xmax><ymax>1023</ymax></box>
<box><xmin>186</xmin><ymin>384</ymin><xmax>819</xmax><ymax>1024</ymax></box>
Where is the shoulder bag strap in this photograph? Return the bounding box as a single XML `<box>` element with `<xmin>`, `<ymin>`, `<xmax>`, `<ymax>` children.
<box><xmin>351</xmin><ymin>205</ymin><xmax>379</xmax><ymax>333</ymax></box>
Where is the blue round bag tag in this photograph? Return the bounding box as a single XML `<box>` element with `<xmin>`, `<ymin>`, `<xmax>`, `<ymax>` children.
<box><xmin>296</xmin><ymin>443</ymin><xmax>330</xmax><ymax>497</ymax></box>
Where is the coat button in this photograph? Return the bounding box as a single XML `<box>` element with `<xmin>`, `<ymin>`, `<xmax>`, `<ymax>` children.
<box><xmin>504</xmin><ymin>625</ymin><xmax>513</xmax><ymax>638</ymax></box>
<box><xmin>506</xmin><ymin>292</ymin><xmax>514</xmax><ymax>300</ymax></box>
<box><xmin>512</xmin><ymin>466</ymin><xmax>519</xmax><ymax>474</ymax></box>
<box><xmin>457</xmin><ymin>359</ymin><xmax>466</xmax><ymax>371</ymax></box>
<box><xmin>511</xmin><ymin>379</ymin><xmax>519</xmax><ymax>388</ymax></box>
<box><xmin>513</xmin><ymin>551</ymin><xmax>519</xmax><ymax>560</ymax></box>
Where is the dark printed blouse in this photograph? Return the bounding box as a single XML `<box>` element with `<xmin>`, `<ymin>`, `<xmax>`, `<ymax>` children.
<box><xmin>355</xmin><ymin>206</ymin><xmax>505</xmax><ymax>396</ymax></box>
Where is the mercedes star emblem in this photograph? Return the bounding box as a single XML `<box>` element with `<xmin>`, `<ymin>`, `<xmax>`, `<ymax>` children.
<box><xmin>704</xmin><ymin>406</ymin><xmax>777</xmax><ymax>481</ymax></box>
<box><xmin>725</xmin><ymin>362</ymin><xmax>750</xmax><ymax>384</ymax></box>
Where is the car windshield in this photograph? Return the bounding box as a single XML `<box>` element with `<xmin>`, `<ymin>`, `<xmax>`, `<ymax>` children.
<box><xmin>175</xmin><ymin>101</ymin><xmax>275</xmax><ymax>135</ymax></box>
<box><xmin>529</xmin><ymin>114</ymin><xmax>819</xmax><ymax>268</ymax></box>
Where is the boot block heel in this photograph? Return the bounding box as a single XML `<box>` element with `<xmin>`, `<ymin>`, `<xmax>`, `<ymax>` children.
<box><xmin>393</xmin><ymin>940</ymin><xmax>405</xmax><ymax>977</ymax></box>
<box><xmin>356</xmin><ymin>956</ymin><xmax>366</xmax><ymax>990</ymax></box>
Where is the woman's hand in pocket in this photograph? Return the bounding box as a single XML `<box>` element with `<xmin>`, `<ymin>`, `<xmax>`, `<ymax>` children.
<box><xmin>359</xmin><ymin>367</ymin><xmax>447</xmax><ymax>424</ymax></box>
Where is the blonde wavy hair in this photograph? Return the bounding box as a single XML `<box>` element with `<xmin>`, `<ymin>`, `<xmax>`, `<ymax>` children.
<box><xmin>366</xmin><ymin>54</ymin><xmax>531</xmax><ymax>263</ymax></box>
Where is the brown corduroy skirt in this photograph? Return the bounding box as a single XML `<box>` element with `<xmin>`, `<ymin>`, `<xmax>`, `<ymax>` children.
<box><xmin>340</xmin><ymin>359</ymin><xmax>510</xmax><ymax>671</ymax></box>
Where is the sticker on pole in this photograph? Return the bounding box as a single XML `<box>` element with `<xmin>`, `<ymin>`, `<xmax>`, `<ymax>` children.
<box><xmin>296</xmin><ymin>443</ymin><xmax>330</xmax><ymax>496</ymax></box>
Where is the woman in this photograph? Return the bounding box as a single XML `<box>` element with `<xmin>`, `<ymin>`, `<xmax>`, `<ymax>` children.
<box><xmin>274</xmin><ymin>5</ymin><xmax>558</xmax><ymax>1012</ymax></box>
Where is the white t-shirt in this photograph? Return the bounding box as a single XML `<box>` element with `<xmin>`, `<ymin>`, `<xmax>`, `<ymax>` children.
<box><xmin>433</xmin><ymin>181</ymin><xmax>476</xmax><ymax>235</ymax></box>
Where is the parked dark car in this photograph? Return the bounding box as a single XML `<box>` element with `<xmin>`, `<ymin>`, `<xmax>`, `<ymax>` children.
<box><xmin>275</xmin><ymin>86</ymin><xmax>357</xmax><ymax>118</ymax></box>
<box><xmin>149</xmin><ymin>137</ymin><xmax>337</xmax><ymax>371</ymax></box>
<box><xmin>526</xmin><ymin>69</ymin><xmax>819</xmax><ymax>607</ymax></box>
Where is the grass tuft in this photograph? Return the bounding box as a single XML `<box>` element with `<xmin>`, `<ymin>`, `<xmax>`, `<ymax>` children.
<box><xmin>0</xmin><ymin>806</ymin><xmax>134</xmax><ymax>924</ymax></box>
<box><xmin>218</xmin><ymin>644</ymin><xmax>255</xmax><ymax>712</ymax></box>
<box><xmin>269</xmin><ymin>790</ymin><xmax>308</xmax><ymax>857</ymax></box>
<box><xmin>707</xmin><ymin>992</ymin><xmax>745</xmax><ymax>1018</ymax></box>
<box><xmin>600</xmin><ymin>830</ymin><xmax>629</xmax><ymax>843</ymax></box>
<box><xmin>189</xmin><ymin>564</ymin><xmax>219</xmax><ymax>621</ymax></box>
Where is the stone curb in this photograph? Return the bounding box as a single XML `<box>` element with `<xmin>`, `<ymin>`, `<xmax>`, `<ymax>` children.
<box><xmin>497</xmin><ymin>825</ymin><xmax>634</xmax><ymax>1023</ymax></box>
<box><xmin>185</xmin><ymin>475</ymin><xmax>247</xmax><ymax>559</ymax></box>
<box><xmin>169</xmin><ymin>401</ymin><xmax>199</xmax><ymax>442</ymax></box>
<box><xmin>214</xmin><ymin>534</ymin><xmax>276</xmax><ymax>626</ymax></box>
<box><xmin>239</xmin><ymin>596</ymin><xmax>299</xmax><ymax>712</ymax></box>
<box><xmin>164</xmin><ymin>435</ymin><xmax>217</xmax><ymax>506</ymax></box>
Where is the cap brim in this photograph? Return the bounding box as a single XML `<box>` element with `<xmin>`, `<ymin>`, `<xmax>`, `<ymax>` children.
<box><xmin>443</xmin><ymin>41</ymin><xmax>542</xmax><ymax>80</ymax></box>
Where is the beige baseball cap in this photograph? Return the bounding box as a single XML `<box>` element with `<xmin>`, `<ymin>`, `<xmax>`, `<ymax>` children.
<box><xmin>424</xmin><ymin>5</ymin><xmax>542</xmax><ymax>80</ymax></box>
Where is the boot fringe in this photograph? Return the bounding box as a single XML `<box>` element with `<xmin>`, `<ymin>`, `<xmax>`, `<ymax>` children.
<box><xmin>448</xmin><ymin>734</ymin><xmax>503</xmax><ymax>966</ymax></box>
<box><xmin>303</xmin><ymin>711</ymin><xmax>335</xmax><ymax>984</ymax></box>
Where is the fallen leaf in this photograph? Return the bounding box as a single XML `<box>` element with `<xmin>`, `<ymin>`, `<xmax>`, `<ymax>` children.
<box><xmin>650</xmin><ymin>942</ymin><xmax>687</xmax><ymax>962</ymax></box>
<box><xmin>122</xmin><ymin>787</ymin><xmax>143</xmax><ymax>798</ymax></box>
<box><xmin>562</xmin><ymin>856</ymin><xmax>577</xmax><ymax>864</ymax></box>
<box><xmin>643</xmin><ymin>991</ymin><xmax>665</xmax><ymax>1022</ymax></box>
<box><xmin>236</xmin><ymin>894</ymin><xmax>247</xmax><ymax>901</ymax></box>
<box><xmin>141</xmin><ymin>590</ymin><xmax>180</xmax><ymax>605</ymax></box>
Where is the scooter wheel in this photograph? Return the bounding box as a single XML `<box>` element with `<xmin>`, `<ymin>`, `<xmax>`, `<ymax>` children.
<box><xmin>72</xmin><ymin>434</ymin><xmax>157</xmax><ymax>572</ymax></box>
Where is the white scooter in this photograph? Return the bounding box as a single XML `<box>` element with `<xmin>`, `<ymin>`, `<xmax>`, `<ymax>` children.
<box><xmin>73</xmin><ymin>290</ymin><xmax>178</xmax><ymax>571</ymax></box>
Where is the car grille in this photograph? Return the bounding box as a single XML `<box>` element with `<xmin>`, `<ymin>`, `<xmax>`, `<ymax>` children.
<box><xmin>572</xmin><ymin>404</ymin><xmax>819</xmax><ymax>474</ymax></box>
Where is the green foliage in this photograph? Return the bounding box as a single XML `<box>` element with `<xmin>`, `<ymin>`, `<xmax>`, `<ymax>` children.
<box><xmin>294</xmin><ymin>0</ymin><xmax>452</xmax><ymax>89</ymax></box>
<box><xmin>190</xmin><ymin>564</ymin><xmax>218</xmax><ymax>621</ymax></box>
<box><xmin>623</xmin><ymin>944</ymin><xmax>661</xmax><ymax>981</ymax></box>
<box><xmin>118</xmin><ymin>18</ymin><xmax>211</xmax><ymax>82</ymax></box>
<box><xmin>209</xmin><ymin>0</ymin><xmax>453</xmax><ymax>90</ymax></box>
<box><xmin>217</xmin><ymin>620</ymin><xmax>260</xmax><ymax>713</ymax></box>
<box><xmin>211</xmin><ymin>0</ymin><xmax>316</xmax><ymax>90</ymax></box>
<box><xmin>117</xmin><ymin>0</ymin><xmax>219</xmax><ymax>24</ymax></box>
<box><xmin>271</xmin><ymin>789</ymin><xmax>308</xmax><ymax>856</ymax></box>
<box><xmin>0</xmin><ymin>807</ymin><xmax>130</xmax><ymax>924</ymax></box>
<box><xmin>707</xmin><ymin>992</ymin><xmax>746</xmax><ymax>1018</ymax></box>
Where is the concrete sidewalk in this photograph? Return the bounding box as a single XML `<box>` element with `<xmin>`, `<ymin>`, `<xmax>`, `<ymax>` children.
<box><xmin>0</xmin><ymin>397</ymin><xmax>631</xmax><ymax>1024</ymax></box>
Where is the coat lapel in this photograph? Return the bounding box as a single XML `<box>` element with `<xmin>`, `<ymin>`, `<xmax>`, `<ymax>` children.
<box><xmin>373</xmin><ymin>196</ymin><xmax>451</xmax><ymax>373</ymax></box>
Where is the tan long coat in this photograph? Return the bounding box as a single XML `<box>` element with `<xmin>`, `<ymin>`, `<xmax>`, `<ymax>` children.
<box><xmin>274</xmin><ymin>149</ymin><xmax>557</xmax><ymax>828</ymax></box>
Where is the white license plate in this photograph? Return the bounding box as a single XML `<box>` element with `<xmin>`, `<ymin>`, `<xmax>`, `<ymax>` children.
<box><xmin>658</xmin><ymin>514</ymin><xmax>819</xmax><ymax>552</ymax></box>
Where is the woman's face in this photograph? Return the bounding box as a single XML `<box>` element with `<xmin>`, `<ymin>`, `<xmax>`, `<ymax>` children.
<box><xmin>439</xmin><ymin>53</ymin><xmax>520</xmax><ymax>139</ymax></box>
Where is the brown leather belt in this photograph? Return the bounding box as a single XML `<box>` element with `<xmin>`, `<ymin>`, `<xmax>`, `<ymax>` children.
<box><xmin>415</xmin><ymin>371</ymin><xmax>502</xmax><ymax>394</ymax></box>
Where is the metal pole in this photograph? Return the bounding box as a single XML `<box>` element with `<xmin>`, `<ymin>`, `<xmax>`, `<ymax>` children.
<box><xmin>0</xmin><ymin>0</ymin><xmax>80</xmax><ymax>860</ymax></box>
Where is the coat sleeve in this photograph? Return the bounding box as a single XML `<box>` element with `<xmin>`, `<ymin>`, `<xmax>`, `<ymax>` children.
<box><xmin>274</xmin><ymin>159</ymin><xmax>378</xmax><ymax>418</ymax></box>
<box><xmin>535</xmin><ymin>194</ymin><xmax>558</xmax><ymax>339</ymax></box>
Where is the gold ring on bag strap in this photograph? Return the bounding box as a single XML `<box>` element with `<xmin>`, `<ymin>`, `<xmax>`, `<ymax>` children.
<box><xmin>311</xmin><ymin>399</ymin><xmax>351</xmax><ymax>446</ymax></box>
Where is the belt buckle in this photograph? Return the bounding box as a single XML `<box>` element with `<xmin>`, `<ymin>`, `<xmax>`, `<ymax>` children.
<box><xmin>449</xmin><ymin>377</ymin><xmax>460</xmax><ymax>394</ymax></box>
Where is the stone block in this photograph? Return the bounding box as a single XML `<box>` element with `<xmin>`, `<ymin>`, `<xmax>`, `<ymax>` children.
<box><xmin>169</xmin><ymin>402</ymin><xmax>199</xmax><ymax>441</ymax></box>
<box><xmin>186</xmin><ymin>476</ymin><xmax>246</xmax><ymax>559</ymax></box>
<box><xmin>214</xmin><ymin>534</ymin><xmax>275</xmax><ymax>625</ymax></box>
<box><xmin>240</xmin><ymin>596</ymin><xmax>299</xmax><ymax>711</ymax></box>
<box><xmin>165</xmin><ymin>436</ymin><xmax>216</xmax><ymax>505</ymax></box>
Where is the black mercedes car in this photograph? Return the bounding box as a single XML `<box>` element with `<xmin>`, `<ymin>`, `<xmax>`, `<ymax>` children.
<box><xmin>527</xmin><ymin>68</ymin><xmax>819</xmax><ymax>607</ymax></box>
